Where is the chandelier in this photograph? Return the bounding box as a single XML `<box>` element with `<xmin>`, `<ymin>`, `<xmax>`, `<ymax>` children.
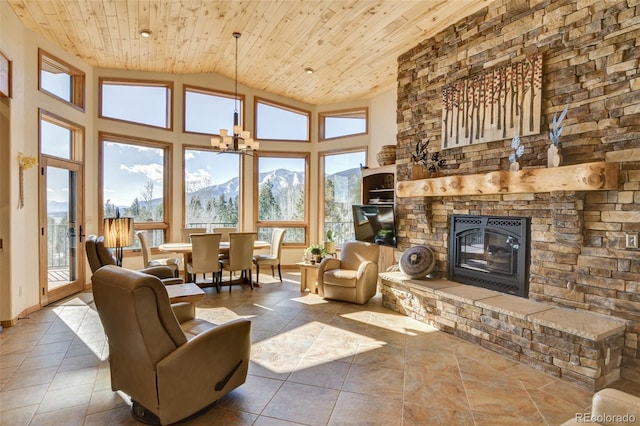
<box><xmin>211</xmin><ymin>32</ymin><xmax>259</xmax><ymax>154</ymax></box>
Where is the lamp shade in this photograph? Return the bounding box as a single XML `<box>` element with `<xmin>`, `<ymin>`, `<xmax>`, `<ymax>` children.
<box><xmin>103</xmin><ymin>217</ymin><xmax>135</xmax><ymax>248</ymax></box>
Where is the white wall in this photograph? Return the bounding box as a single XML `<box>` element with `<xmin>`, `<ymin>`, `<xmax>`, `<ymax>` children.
<box><xmin>1</xmin><ymin>3</ymin><xmax>95</xmax><ymax>323</ymax></box>
<box><xmin>0</xmin><ymin>5</ymin><xmax>397</xmax><ymax>323</ymax></box>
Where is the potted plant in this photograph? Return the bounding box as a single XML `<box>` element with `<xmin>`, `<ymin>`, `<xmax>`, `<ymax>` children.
<box><xmin>305</xmin><ymin>244</ymin><xmax>327</xmax><ymax>264</ymax></box>
<box><xmin>324</xmin><ymin>230</ymin><xmax>336</xmax><ymax>255</ymax></box>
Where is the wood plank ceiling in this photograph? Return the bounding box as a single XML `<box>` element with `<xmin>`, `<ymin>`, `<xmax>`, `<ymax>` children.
<box><xmin>8</xmin><ymin>0</ymin><xmax>491</xmax><ymax>105</ymax></box>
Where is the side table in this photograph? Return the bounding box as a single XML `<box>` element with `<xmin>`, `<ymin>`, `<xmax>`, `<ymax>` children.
<box><xmin>166</xmin><ymin>283</ymin><xmax>206</xmax><ymax>305</ymax></box>
<box><xmin>296</xmin><ymin>261</ymin><xmax>319</xmax><ymax>293</ymax></box>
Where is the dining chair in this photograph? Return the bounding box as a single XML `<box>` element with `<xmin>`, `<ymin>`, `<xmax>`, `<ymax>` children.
<box><xmin>212</xmin><ymin>227</ymin><xmax>236</xmax><ymax>242</ymax></box>
<box><xmin>187</xmin><ymin>233</ymin><xmax>222</xmax><ymax>292</ymax></box>
<box><xmin>181</xmin><ymin>227</ymin><xmax>207</xmax><ymax>242</ymax></box>
<box><xmin>213</xmin><ymin>227</ymin><xmax>237</xmax><ymax>260</ymax></box>
<box><xmin>136</xmin><ymin>231</ymin><xmax>181</xmax><ymax>278</ymax></box>
<box><xmin>253</xmin><ymin>228</ymin><xmax>286</xmax><ymax>286</ymax></box>
<box><xmin>181</xmin><ymin>227</ymin><xmax>208</xmax><ymax>281</ymax></box>
<box><xmin>220</xmin><ymin>232</ymin><xmax>257</xmax><ymax>292</ymax></box>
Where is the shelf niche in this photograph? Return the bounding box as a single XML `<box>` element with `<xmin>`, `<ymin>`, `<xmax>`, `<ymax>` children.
<box><xmin>396</xmin><ymin>161</ymin><xmax>618</xmax><ymax>198</ymax></box>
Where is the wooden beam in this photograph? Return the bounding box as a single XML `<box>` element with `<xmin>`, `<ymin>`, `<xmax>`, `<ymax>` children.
<box><xmin>396</xmin><ymin>162</ymin><xmax>619</xmax><ymax>198</ymax></box>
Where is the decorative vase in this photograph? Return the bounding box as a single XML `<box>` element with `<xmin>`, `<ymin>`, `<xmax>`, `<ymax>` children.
<box><xmin>547</xmin><ymin>145</ymin><xmax>562</xmax><ymax>168</ymax></box>
<box><xmin>376</xmin><ymin>145</ymin><xmax>396</xmax><ymax>166</ymax></box>
<box><xmin>509</xmin><ymin>161</ymin><xmax>520</xmax><ymax>171</ymax></box>
<box><xmin>411</xmin><ymin>164</ymin><xmax>428</xmax><ymax>180</ymax></box>
<box><xmin>324</xmin><ymin>241</ymin><xmax>336</xmax><ymax>255</ymax></box>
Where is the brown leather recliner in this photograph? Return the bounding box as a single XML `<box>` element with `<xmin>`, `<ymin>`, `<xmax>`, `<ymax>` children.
<box><xmin>85</xmin><ymin>235</ymin><xmax>183</xmax><ymax>285</ymax></box>
<box><xmin>92</xmin><ymin>265</ymin><xmax>251</xmax><ymax>425</ymax></box>
<box><xmin>317</xmin><ymin>241</ymin><xmax>380</xmax><ymax>304</ymax></box>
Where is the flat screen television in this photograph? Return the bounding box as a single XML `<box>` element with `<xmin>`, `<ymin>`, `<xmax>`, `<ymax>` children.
<box><xmin>352</xmin><ymin>204</ymin><xmax>397</xmax><ymax>247</ymax></box>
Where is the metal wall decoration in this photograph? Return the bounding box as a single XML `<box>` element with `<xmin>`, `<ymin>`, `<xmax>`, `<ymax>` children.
<box><xmin>441</xmin><ymin>54</ymin><xmax>542</xmax><ymax>149</ymax></box>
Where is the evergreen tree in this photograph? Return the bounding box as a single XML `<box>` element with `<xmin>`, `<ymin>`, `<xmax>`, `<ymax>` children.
<box><xmin>129</xmin><ymin>197</ymin><xmax>141</xmax><ymax>218</ymax></box>
<box><xmin>258</xmin><ymin>179</ymin><xmax>281</xmax><ymax>220</ymax></box>
<box><xmin>103</xmin><ymin>199</ymin><xmax>116</xmax><ymax>218</ymax></box>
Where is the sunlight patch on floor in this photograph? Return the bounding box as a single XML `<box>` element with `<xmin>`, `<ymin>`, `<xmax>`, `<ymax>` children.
<box><xmin>252</xmin><ymin>321</ymin><xmax>384</xmax><ymax>372</ymax></box>
<box><xmin>289</xmin><ymin>294</ymin><xmax>330</xmax><ymax>305</ymax></box>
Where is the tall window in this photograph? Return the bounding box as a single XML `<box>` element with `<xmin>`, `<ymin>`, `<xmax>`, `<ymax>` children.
<box><xmin>255</xmin><ymin>153</ymin><xmax>308</xmax><ymax>244</ymax></box>
<box><xmin>321</xmin><ymin>150</ymin><xmax>366</xmax><ymax>245</ymax></box>
<box><xmin>319</xmin><ymin>107</ymin><xmax>368</xmax><ymax>140</ymax></box>
<box><xmin>255</xmin><ymin>97</ymin><xmax>310</xmax><ymax>141</ymax></box>
<box><xmin>39</xmin><ymin>49</ymin><xmax>85</xmax><ymax>110</ymax></box>
<box><xmin>184</xmin><ymin>85</ymin><xmax>244</xmax><ymax>135</ymax></box>
<box><xmin>100</xmin><ymin>134</ymin><xmax>172</xmax><ymax>246</ymax></box>
<box><xmin>184</xmin><ymin>147</ymin><xmax>241</xmax><ymax>229</ymax></box>
<box><xmin>99</xmin><ymin>78</ymin><xmax>173</xmax><ymax>129</ymax></box>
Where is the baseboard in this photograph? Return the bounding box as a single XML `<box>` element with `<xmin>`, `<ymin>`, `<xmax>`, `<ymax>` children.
<box><xmin>1</xmin><ymin>302</ymin><xmax>41</xmax><ymax>328</ymax></box>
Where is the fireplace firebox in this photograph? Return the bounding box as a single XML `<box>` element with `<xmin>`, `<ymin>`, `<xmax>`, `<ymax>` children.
<box><xmin>449</xmin><ymin>215</ymin><xmax>530</xmax><ymax>297</ymax></box>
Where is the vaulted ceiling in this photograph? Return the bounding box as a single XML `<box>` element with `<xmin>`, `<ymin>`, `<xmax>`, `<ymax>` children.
<box><xmin>8</xmin><ymin>0</ymin><xmax>491</xmax><ymax>105</ymax></box>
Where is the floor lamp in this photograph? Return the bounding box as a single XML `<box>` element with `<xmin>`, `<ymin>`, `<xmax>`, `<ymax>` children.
<box><xmin>103</xmin><ymin>214</ymin><xmax>134</xmax><ymax>267</ymax></box>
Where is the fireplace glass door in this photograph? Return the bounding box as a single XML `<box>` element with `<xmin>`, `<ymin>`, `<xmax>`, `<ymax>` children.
<box><xmin>457</xmin><ymin>229</ymin><xmax>520</xmax><ymax>276</ymax></box>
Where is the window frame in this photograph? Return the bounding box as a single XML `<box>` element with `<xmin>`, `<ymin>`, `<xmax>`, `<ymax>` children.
<box><xmin>98</xmin><ymin>77</ymin><xmax>174</xmax><ymax>130</ymax></box>
<box><xmin>253</xmin><ymin>151</ymin><xmax>310</xmax><ymax>247</ymax></box>
<box><xmin>318</xmin><ymin>107</ymin><xmax>368</xmax><ymax>141</ymax></box>
<box><xmin>98</xmin><ymin>132</ymin><xmax>174</xmax><ymax>245</ymax></box>
<box><xmin>319</xmin><ymin>147</ymin><xmax>368</xmax><ymax>245</ymax></box>
<box><xmin>183</xmin><ymin>84</ymin><xmax>246</xmax><ymax>136</ymax></box>
<box><xmin>38</xmin><ymin>49</ymin><xmax>86</xmax><ymax>111</ymax></box>
<box><xmin>254</xmin><ymin>97</ymin><xmax>311</xmax><ymax>142</ymax></box>
<box><xmin>182</xmin><ymin>144</ymin><xmax>244</xmax><ymax>230</ymax></box>
<box><xmin>38</xmin><ymin>109</ymin><xmax>85</xmax><ymax>162</ymax></box>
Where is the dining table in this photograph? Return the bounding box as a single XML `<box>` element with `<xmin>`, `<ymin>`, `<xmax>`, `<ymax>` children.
<box><xmin>158</xmin><ymin>240</ymin><xmax>271</xmax><ymax>280</ymax></box>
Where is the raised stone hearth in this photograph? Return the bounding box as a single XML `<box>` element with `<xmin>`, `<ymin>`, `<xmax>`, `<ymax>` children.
<box><xmin>380</xmin><ymin>272</ymin><xmax>626</xmax><ymax>391</ymax></box>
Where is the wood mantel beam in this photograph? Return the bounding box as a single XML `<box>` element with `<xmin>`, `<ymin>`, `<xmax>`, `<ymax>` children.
<box><xmin>396</xmin><ymin>162</ymin><xmax>619</xmax><ymax>198</ymax></box>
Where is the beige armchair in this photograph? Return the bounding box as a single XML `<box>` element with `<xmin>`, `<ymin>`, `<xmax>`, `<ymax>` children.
<box><xmin>85</xmin><ymin>235</ymin><xmax>183</xmax><ymax>285</ymax></box>
<box><xmin>317</xmin><ymin>241</ymin><xmax>379</xmax><ymax>304</ymax></box>
<box><xmin>91</xmin><ymin>265</ymin><xmax>251</xmax><ymax>425</ymax></box>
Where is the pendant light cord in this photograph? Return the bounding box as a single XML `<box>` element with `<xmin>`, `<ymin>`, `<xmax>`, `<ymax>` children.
<box><xmin>233</xmin><ymin>32</ymin><xmax>240</xmax><ymax>124</ymax></box>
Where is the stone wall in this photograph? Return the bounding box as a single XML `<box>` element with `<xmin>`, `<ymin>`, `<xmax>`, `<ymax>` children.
<box><xmin>395</xmin><ymin>0</ymin><xmax>640</xmax><ymax>382</ymax></box>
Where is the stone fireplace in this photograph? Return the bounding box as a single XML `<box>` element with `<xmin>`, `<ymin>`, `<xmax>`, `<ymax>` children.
<box><xmin>389</xmin><ymin>0</ymin><xmax>640</xmax><ymax>386</ymax></box>
<box><xmin>449</xmin><ymin>214</ymin><xmax>530</xmax><ymax>298</ymax></box>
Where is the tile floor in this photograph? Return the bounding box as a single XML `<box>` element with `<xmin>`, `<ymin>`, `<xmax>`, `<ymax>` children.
<box><xmin>1</xmin><ymin>272</ymin><xmax>638</xmax><ymax>425</ymax></box>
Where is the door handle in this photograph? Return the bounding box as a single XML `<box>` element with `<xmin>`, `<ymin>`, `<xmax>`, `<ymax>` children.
<box><xmin>79</xmin><ymin>225</ymin><xmax>85</xmax><ymax>242</ymax></box>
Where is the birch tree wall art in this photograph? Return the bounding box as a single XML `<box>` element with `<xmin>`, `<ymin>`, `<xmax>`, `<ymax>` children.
<box><xmin>441</xmin><ymin>54</ymin><xmax>542</xmax><ymax>149</ymax></box>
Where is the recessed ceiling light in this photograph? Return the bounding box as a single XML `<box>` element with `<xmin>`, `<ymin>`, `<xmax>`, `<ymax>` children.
<box><xmin>305</xmin><ymin>67</ymin><xmax>314</xmax><ymax>75</ymax></box>
<box><xmin>139</xmin><ymin>29</ymin><xmax>152</xmax><ymax>38</ymax></box>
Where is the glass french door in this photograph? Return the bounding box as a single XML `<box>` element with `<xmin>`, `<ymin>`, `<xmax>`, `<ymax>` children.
<box><xmin>39</xmin><ymin>156</ymin><xmax>85</xmax><ymax>305</ymax></box>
